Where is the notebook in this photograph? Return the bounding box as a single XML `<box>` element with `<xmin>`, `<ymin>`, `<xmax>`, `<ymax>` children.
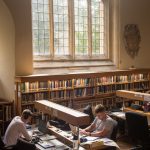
<box><xmin>37</xmin><ymin>140</ymin><xmax>55</xmax><ymax>149</ymax></box>
<box><xmin>49</xmin><ymin>139</ymin><xmax>64</xmax><ymax>148</ymax></box>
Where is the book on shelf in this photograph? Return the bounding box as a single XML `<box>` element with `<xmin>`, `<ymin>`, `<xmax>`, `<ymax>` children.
<box><xmin>39</xmin><ymin>81</ymin><xmax>48</xmax><ymax>90</ymax></box>
<box><xmin>4</xmin><ymin>105</ymin><xmax>12</xmax><ymax>121</ymax></box>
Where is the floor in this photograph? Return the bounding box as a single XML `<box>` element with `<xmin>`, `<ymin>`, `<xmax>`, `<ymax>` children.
<box><xmin>117</xmin><ymin>136</ymin><xmax>134</xmax><ymax>150</ymax></box>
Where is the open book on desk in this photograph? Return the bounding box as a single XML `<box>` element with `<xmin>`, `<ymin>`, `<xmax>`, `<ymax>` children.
<box><xmin>80</xmin><ymin>137</ymin><xmax>120</xmax><ymax>150</ymax></box>
<box><xmin>27</xmin><ymin>128</ymin><xmax>44</xmax><ymax>137</ymax></box>
<box><xmin>39</xmin><ymin>134</ymin><xmax>56</xmax><ymax>141</ymax></box>
<box><xmin>37</xmin><ymin>140</ymin><xmax>55</xmax><ymax>149</ymax></box>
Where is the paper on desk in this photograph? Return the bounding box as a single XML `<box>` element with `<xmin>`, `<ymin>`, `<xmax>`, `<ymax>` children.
<box><xmin>40</xmin><ymin>134</ymin><xmax>56</xmax><ymax>141</ymax></box>
<box><xmin>100</xmin><ymin>138</ymin><xmax>120</xmax><ymax>149</ymax></box>
<box><xmin>144</xmin><ymin>95</ymin><xmax>150</xmax><ymax>102</ymax></box>
<box><xmin>49</xmin><ymin>139</ymin><xmax>64</xmax><ymax>148</ymax></box>
<box><xmin>27</xmin><ymin>128</ymin><xmax>44</xmax><ymax>137</ymax></box>
<box><xmin>85</xmin><ymin>136</ymin><xmax>99</xmax><ymax>141</ymax></box>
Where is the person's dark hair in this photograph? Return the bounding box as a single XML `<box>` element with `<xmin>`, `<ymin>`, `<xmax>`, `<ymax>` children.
<box><xmin>22</xmin><ymin>109</ymin><xmax>33</xmax><ymax>120</ymax></box>
<box><xmin>95</xmin><ymin>104</ymin><xmax>105</xmax><ymax>114</ymax></box>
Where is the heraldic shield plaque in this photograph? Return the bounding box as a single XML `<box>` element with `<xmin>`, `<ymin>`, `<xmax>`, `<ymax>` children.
<box><xmin>124</xmin><ymin>24</ymin><xmax>141</xmax><ymax>59</ymax></box>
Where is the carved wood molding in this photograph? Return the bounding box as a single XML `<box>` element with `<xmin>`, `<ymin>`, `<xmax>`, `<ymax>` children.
<box><xmin>124</xmin><ymin>24</ymin><xmax>141</xmax><ymax>59</ymax></box>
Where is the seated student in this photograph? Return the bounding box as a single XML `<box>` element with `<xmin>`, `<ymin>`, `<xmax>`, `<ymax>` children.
<box><xmin>80</xmin><ymin>104</ymin><xmax>115</xmax><ymax>138</ymax></box>
<box><xmin>3</xmin><ymin>109</ymin><xmax>33</xmax><ymax>146</ymax></box>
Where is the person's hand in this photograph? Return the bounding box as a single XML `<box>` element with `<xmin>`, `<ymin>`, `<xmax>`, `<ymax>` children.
<box><xmin>83</xmin><ymin>131</ymin><xmax>90</xmax><ymax>136</ymax></box>
<box><xmin>32</xmin><ymin>130</ymin><xmax>35</xmax><ymax>136</ymax></box>
<box><xmin>80</xmin><ymin>130</ymin><xmax>90</xmax><ymax>136</ymax></box>
<box><xmin>80</xmin><ymin>129</ymin><xmax>86</xmax><ymax>135</ymax></box>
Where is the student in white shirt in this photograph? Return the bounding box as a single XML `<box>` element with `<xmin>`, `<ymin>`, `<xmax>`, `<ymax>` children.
<box><xmin>80</xmin><ymin>104</ymin><xmax>116</xmax><ymax>138</ymax></box>
<box><xmin>3</xmin><ymin>109</ymin><xmax>33</xmax><ymax>146</ymax></box>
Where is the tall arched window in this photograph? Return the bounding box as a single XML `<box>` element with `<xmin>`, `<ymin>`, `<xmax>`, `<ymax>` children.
<box><xmin>32</xmin><ymin>0</ymin><xmax>108</xmax><ymax>60</ymax></box>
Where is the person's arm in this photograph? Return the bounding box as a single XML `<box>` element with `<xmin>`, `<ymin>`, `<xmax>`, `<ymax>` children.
<box><xmin>80</xmin><ymin>119</ymin><xmax>96</xmax><ymax>135</ymax></box>
<box><xmin>84</xmin><ymin>122</ymin><xmax>96</xmax><ymax>132</ymax></box>
<box><xmin>90</xmin><ymin>119</ymin><xmax>114</xmax><ymax>137</ymax></box>
<box><xmin>90</xmin><ymin>128</ymin><xmax>109</xmax><ymax>137</ymax></box>
<box><xmin>19</xmin><ymin>123</ymin><xmax>32</xmax><ymax>141</ymax></box>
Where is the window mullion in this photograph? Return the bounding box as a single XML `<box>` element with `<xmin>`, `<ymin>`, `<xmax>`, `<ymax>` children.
<box><xmin>49</xmin><ymin>0</ymin><xmax>54</xmax><ymax>59</ymax></box>
<box><xmin>68</xmin><ymin>0</ymin><xmax>75</xmax><ymax>60</ymax></box>
<box><xmin>88</xmin><ymin>0</ymin><xmax>92</xmax><ymax>58</ymax></box>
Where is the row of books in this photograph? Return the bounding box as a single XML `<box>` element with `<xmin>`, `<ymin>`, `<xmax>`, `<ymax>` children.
<box><xmin>20</xmin><ymin>81</ymin><xmax>150</xmax><ymax>102</ymax></box>
<box><xmin>133</xmin><ymin>82</ymin><xmax>149</xmax><ymax>90</ymax></box>
<box><xmin>21</xmin><ymin>88</ymin><xmax>96</xmax><ymax>101</ymax></box>
<box><xmin>0</xmin><ymin>105</ymin><xmax>12</xmax><ymax>121</ymax></box>
<box><xmin>75</xmin><ymin>96</ymin><xmax>145</xmax><ymax>111</ymax></box>
<box><xmin>97</xmin><ymin>82</ymin><xmax>150</xmax><ymax>93</ymax></box>
<box><xmin>22</xmin><ymin>92</ymin><xmax>49</xmax><ymax>102</ymax></box>
<box><xmin>74</xmin><ymin>97</ymin><xmax>116</xmax><ymax>110</ymax></box>
<box><xmin>96</xmin><ymin>74</ymin><xmax>149</xmax><ymax>84</ymax></box>
<box><xmin>74</xmin><ymin>87</ymin><xmax>95</xmax><ymax>97</ymax></box>
<box><xmin>20</xmin><ymin>74</ymin><xmax>150</xmax><ymax>92</ymax></box>
<box><xmin>49</xmin><ymin>79</ymin><xmax>95</xmax><ymax>88</ymax></box>
<box><xmin>21</xmin><ymin>79</ymin><xmax>95</xmax><ymax>92</ymax></box>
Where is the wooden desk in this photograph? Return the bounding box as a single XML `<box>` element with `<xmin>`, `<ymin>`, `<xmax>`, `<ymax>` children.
<box><xmin>116</xmin><ymin>90</ymin><xmax>150</xmax><ymax>101</ymax></box>
<box><xmin>35</xmin><ymin>100</ymin><xmax>90</xmax><ymax>126</ymax></box>
<box><xmin>34</xmin><ymin>100</ymin><xmax>118</xmax><ymax>149</ymax></box>
<box><xmin>48</xmin><ymin>126</ymin><xmax>119</xmax><ymax>150</ymax></box>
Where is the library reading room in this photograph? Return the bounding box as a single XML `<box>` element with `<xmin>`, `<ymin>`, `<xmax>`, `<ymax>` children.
<box><xmin>1</xmin><ymin>0</ymin><xmax>150</xmax><ymax>150</ymax></box>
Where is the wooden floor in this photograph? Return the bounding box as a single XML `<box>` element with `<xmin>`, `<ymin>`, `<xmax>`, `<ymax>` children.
<box><xmin>117</xmin><ymin>135</ymin><xmax>134</xmax><ymax>150</ymax></box>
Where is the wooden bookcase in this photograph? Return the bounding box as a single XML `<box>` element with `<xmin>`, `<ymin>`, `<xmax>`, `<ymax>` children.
<box><xmin>15</xmin><ymin>69</ymin><xmax>150</xmax><ymax>115</ymax></box>
<box><xmin>0</xmin><ymin>99</ymin><xmax>14</xmax><ymax>136</ymax></box>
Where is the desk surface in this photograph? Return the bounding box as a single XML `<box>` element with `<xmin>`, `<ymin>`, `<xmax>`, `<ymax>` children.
<box><xmin>28</xmin><ymin>127</ymin><xmax>85</xmax><ymax>150</ymax></box>
<box><xmin>48</xmin><ymin>126</ymin><xmax>119</xmax><ymax>150</ymax></box>
<box><xmin>28</xmin><ymin>125</ymin><xmax>119</xmax><ymax>150</ymax></box>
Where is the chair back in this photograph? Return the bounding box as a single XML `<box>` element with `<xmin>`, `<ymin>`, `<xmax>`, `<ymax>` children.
<box><xmin>15</xmin><ymin>138</ymin><xmax>36</xmax><ymax>150</ymax></box>
<box><xmin>125</xmin><ymin>112</ymin><xmax>149</xmax><ymax>142</ymax></box>
<box><xmin>111</xmin><ymin>120</ymin><xmax>118</xmax><ymax>141</ymax></box>
<box><xmin>0</xmin><ymin>137</ymin><xmax>5</xmax><ymax>149</ymax></box>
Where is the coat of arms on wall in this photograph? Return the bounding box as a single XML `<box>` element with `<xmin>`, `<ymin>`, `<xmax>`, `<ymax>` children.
<box><xmin>124</xmin><ymin>24</ymin><xmax>141</xmax><ymax>59</ymax></box>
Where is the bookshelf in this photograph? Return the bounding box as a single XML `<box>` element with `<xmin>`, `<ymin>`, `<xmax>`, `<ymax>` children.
<box><xmin>0</xmin><ymin>99</ymin><xmax>14</xmax><ymax>136</ymax></box>
<box><xmin>15</xmin><ymin>69</ymin><xmax>150</xmax><ymax>115</ymax></box>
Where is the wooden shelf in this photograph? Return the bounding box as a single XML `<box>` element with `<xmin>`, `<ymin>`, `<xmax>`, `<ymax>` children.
<box><xmin>21</xmin><ymin>102</ymin><xmax>35</xmax><ymax>106</ymax></box>
<box><xmin>21</xmin><ymin>89</ymin><xmax>49</xmax><ymax>94</ymax></box>
<box><xmin>15</xmin><ymin>69</ymin><xmax>150</xmax><ymax>115</ymax></box>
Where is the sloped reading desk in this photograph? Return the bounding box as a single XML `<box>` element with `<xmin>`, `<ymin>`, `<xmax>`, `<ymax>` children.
<box><xmin>35</xmin><ymin>100</ymin><xmax>90</xmax><ymax>126</ymax></box>
<box><xmin>116</xmin><ymin>90</ymin><xmax>150</xmax><ymax>126</ymax></box>
<box><xmin>35</xmin><ymin>100</ymin><xmax>89</xmax><ymax>149</ymax></box>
